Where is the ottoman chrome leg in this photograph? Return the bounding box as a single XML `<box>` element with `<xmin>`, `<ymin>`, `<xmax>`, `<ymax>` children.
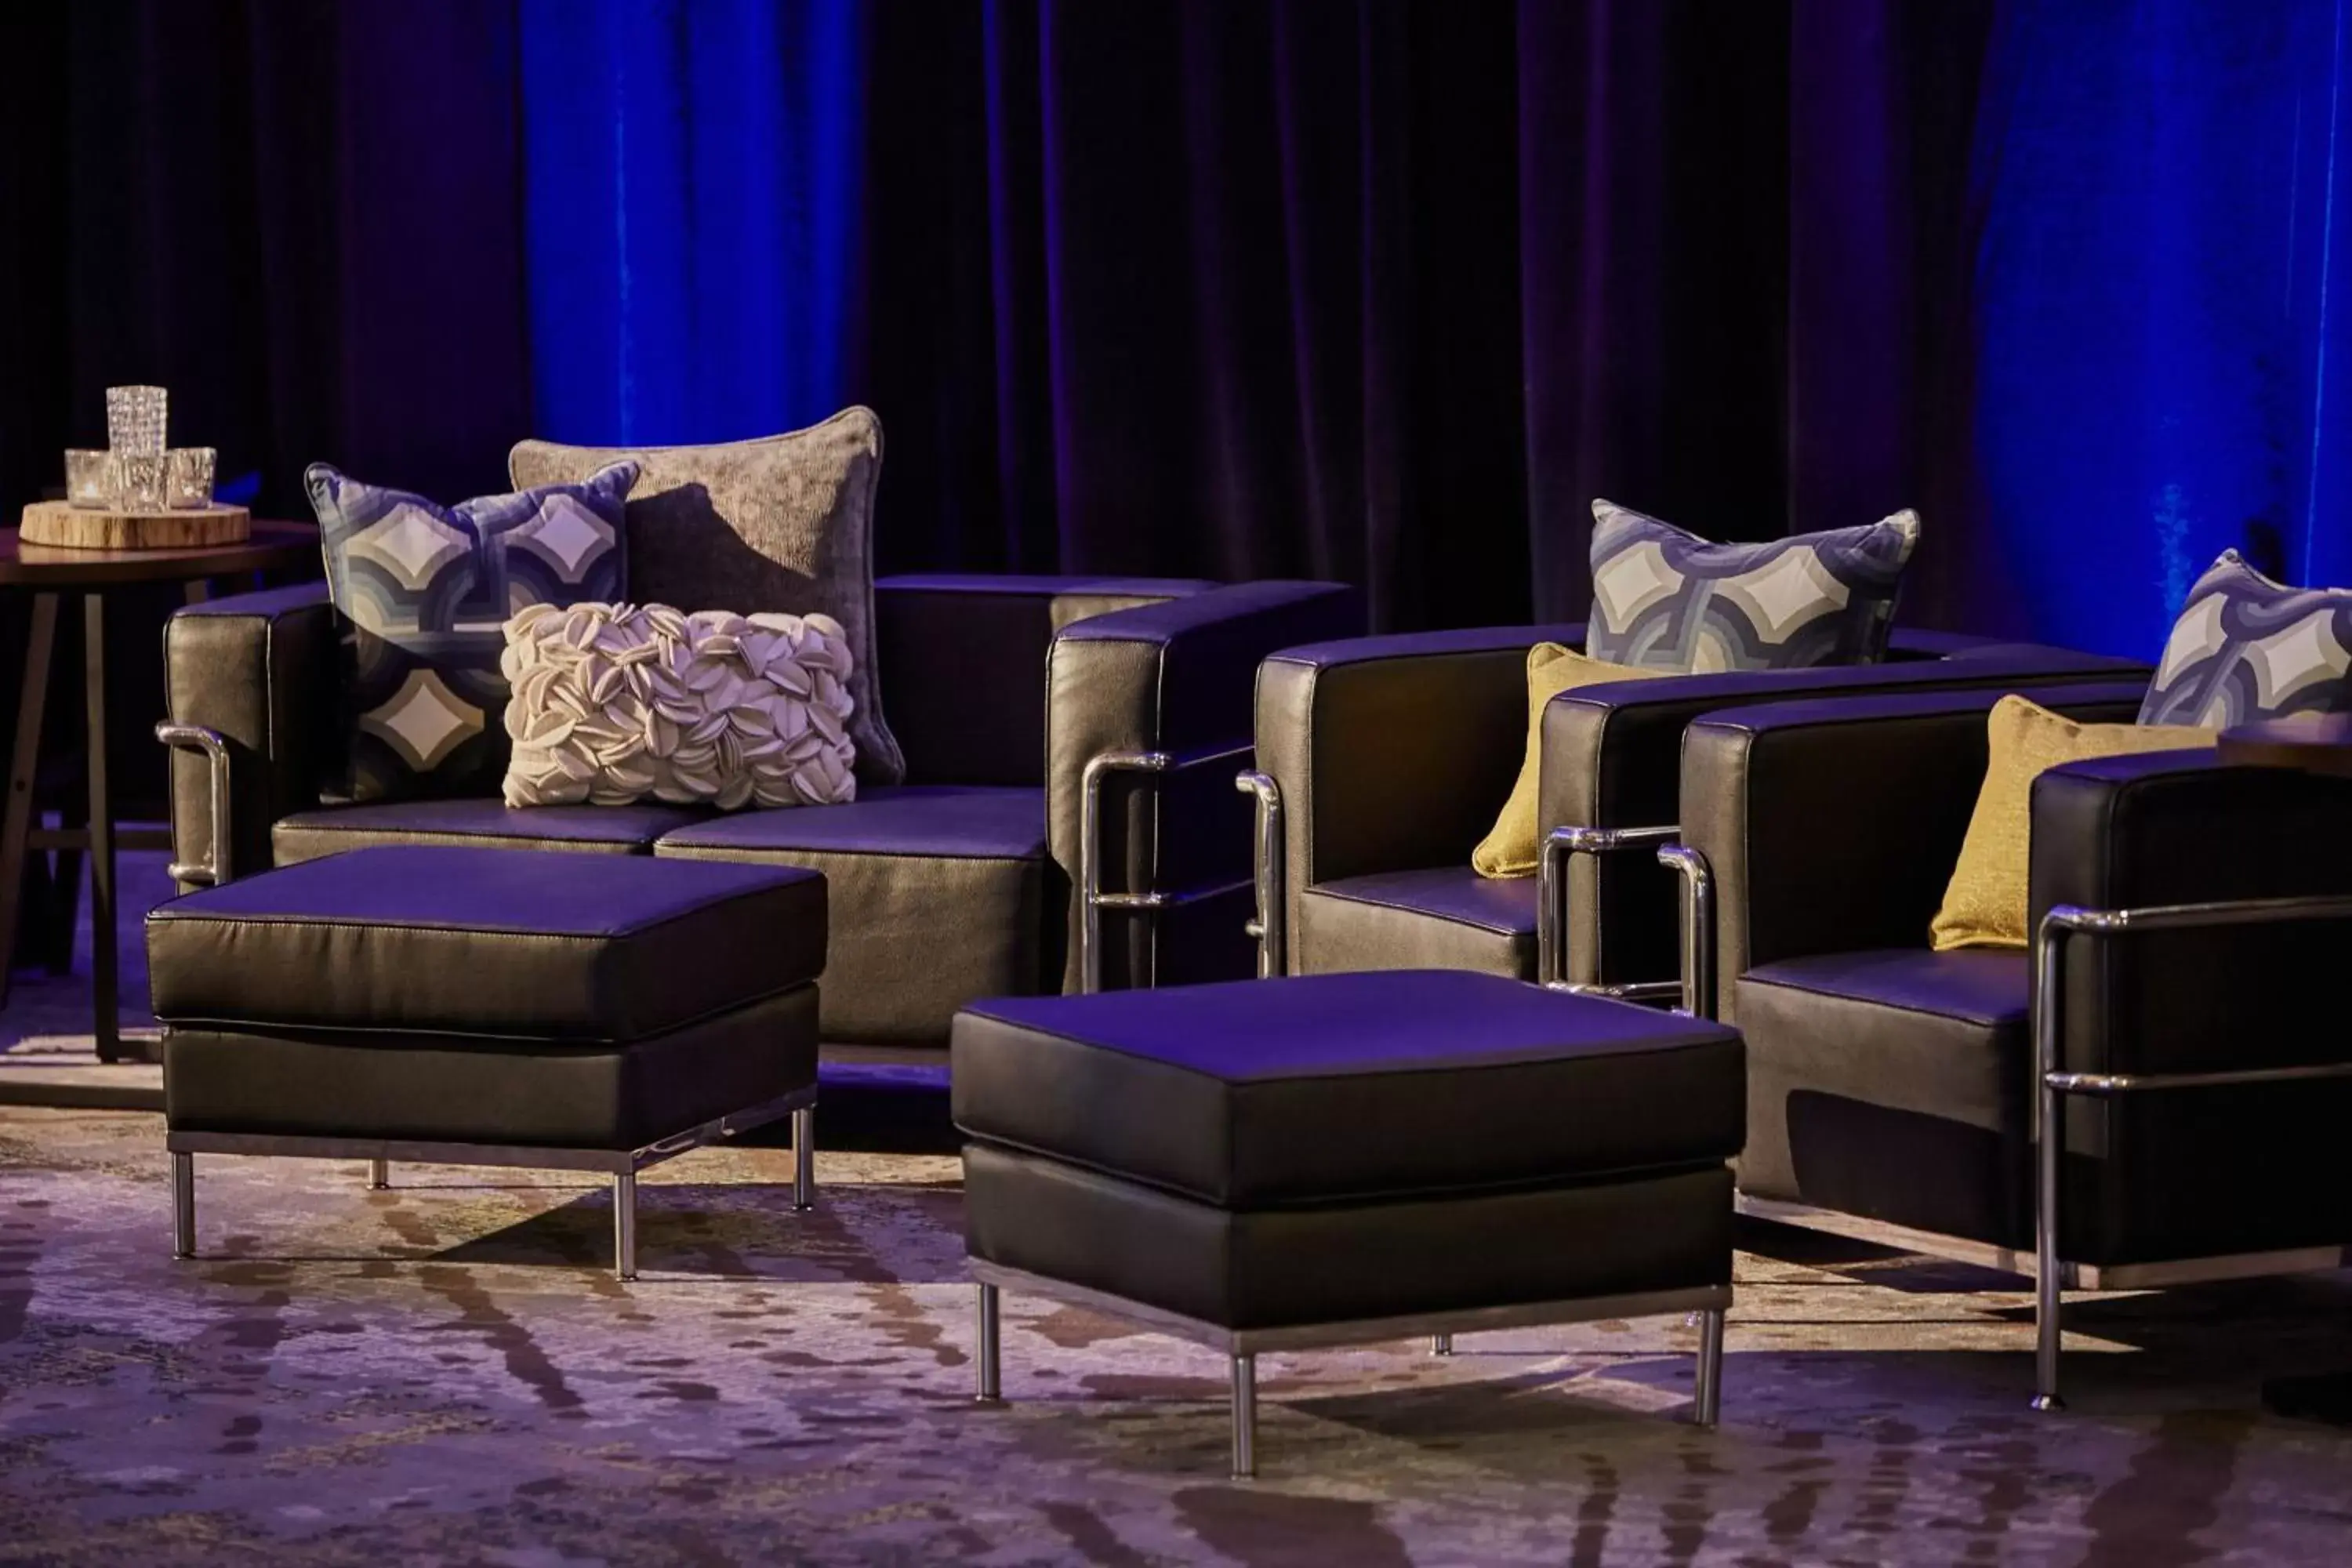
<box><xmin>1230</xmin><ymin>1352</ymin><xmax>1258</xmax><ymax>1479</ymax></box>
<box><xmin>1430</xmin><ymin>1334</ymin><xmax>1454</xmax><ymax>1356</ymax></box>
<box><xmin>1692</xmin><ymin>1306</ymin><xmax>1725</xmax><ymax>1428</ymax></box>
<box><xmin>613</xmin><ymin>1171</ymin><xmax>638</xmax><ymax>1281</ymax></box>
<box><xmin>792</xmin><ymin>1105</ymin><xmax>815</xmax><ymax>1212</ymax></box>
<box><xmin>367</xmin><ymin>1158</ymin><xmax>390</xmax><ymax>1190</ymax></box>
<box><xmin>975</xmin><ymin>1283</ymin><xmax>1002</xmax><ymax>1402</ymax></box>
<box><xmin>171</xmin><ymin>1152</ymin><xmax>194</xmax><ymax>1259</ymax></box>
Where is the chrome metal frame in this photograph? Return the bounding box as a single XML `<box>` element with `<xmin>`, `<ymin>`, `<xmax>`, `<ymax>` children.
<box><xmin>154</xmin><ymin>721</ymin><xmax>233</xmax><ymax>887</ymax></box>
<box><xmin>169</xmin><ymin>1087</ymin><xmax>818</xmax><ymax>1280</ymax></box>
<box><xmin>1234</xmin><ymin>770</ymin><xmax>1284</xmax><ymax>976</ymax></box>
<box><xmin>1077</xmin><ymin>743</ymin><xmax>1258</xmax><ymax>993</ymax></box>
<box><xmin>971</xmin><ymin>1261</ymin><xmax>1729</xmax><ymax>1479</ymax></box>
<box><xmin>1657</xmin><ymin>843</ymin><xmax>1715</xmax><ymax>1019</ymax></box>
<box><xmin>1536</xmin><ymin>823</ymin><xmax>1683</xmax><ymax>1000</ymax></box>
<box><xmin>2029</xmin><ymin>895</ymin><xmax>2352</xmax><ymax>1410</ymax></box>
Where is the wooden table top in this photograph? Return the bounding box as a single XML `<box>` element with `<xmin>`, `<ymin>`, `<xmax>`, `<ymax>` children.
<box><xmin>0</xmin><ymin>520</ymin><xmax>319</xmax><ymax>588</ymax></box>
<box><xmin>2217</xmin><ymin>713</ymin><xmax>2352</xmax><ymax>777</ymax></box>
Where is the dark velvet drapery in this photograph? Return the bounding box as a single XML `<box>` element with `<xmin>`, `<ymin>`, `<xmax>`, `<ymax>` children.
<box><xmin>9</xmin><ymin>1</ymin><xmax>1994</xmax><ymax>635</ymax></box>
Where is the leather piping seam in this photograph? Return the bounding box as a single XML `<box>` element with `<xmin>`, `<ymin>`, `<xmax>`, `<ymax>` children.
<box><xmin>655</xmin><ymin>841</ymin><xmax>1044</xmax><ymax>864</ymax></box>
<box><xmin>155</xmin><ymin>978</ymin><xmax>816</xmax><ymax>1048</ymax></box>
<box><xmin>147</xmin><ymin>911</ymin><xmax>815</xmax><ymax>943</ymax></box>
<box><xmin>960</xmin><ymin>1131</ymin><xmax>1737</xmax><ymax>1213</ymax></box>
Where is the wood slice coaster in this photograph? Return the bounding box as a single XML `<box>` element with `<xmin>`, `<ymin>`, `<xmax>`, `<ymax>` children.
<box><xmin>20</xmin><ymin>499</ymin><xmax>252</xmax><ymax>550</ymax></box>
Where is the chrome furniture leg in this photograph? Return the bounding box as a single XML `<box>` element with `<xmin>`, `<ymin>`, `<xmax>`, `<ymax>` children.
<box><xmin>1429</xmin><ymin>1334</ymin><xmax>1453</xmax><ymax>1356</ymax></box>
<box><xmin>1693</xmin><ymin>1305</ymin><xmax>1725</xmax><ymax>1428</ymax></box>
<box><xmin>171</xmin><ymin>1152</ymin><xmax>194</xmax><ymax>1259</ymax></box>
<box><xmin>976</xmin><ymin>1282</ymin><xmax>1002</xmax><ymax>1401</ymax></box>
<box><xmin>792</xmin><ymin>1105</ymin><xmax>815</xmax><ymax>1211</ymax></box>
<box><xmin>367</xmin><ymin>1158</ymin><xmax>390</xmax><ymax>1190</ymax></box>
<box><xmin>1230</xmin><ymin>1353</ymin><xmax>1258</xmax><ymax>1479</ymax></box>
<box><xmin>613</xmin><ymin>1171</ymin><xmax>637</xmax><ymax>1281</ymax></box>
<box><xmin>1658</xmin><ymin>844</ymin><xmax>1715</xmax><ymax>1020</ymax></box>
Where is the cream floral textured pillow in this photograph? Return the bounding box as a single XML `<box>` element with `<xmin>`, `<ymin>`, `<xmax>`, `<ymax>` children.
<box><xmin>499</xmin><ymin>602</ymin><xmax>857</xmax><ymax>811</ymax></box>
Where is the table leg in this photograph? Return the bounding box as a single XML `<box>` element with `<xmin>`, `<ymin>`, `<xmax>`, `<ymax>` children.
<box><xmin>0</xmin><ymin>593</ymin><xmax>59</xmax><ymax>1009</ymax></box>
<box><xmin>84</xmin><ymin>593</ymin><xmax>119</xmax><ymax>1062</ymax></box>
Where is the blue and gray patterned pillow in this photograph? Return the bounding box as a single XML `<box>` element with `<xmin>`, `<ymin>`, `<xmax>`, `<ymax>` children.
<box><xmin>1584</xmin><ymin>500</ymin><xmax>1921</xmax><ymax>672</ymax></box>
<box><xmin>2138</xmin><ymin>550</ymin><xmax>2352</xmax><ymax>727</ymax></box>
<box><xmin>307</xmin><ymin>461</ymin><xmax>637</xmax><ymax>801</ymax></box>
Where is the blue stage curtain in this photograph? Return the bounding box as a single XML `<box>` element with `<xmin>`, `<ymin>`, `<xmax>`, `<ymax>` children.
<box><xmin>1973</xmin><ymin>0</ymin><xmax>2352</xmax><ymax>655</ymax></box>
<box><xmin>518</xmin><ymin>0</ymin><xmax>861</xmax><ymax>448</ymax></box>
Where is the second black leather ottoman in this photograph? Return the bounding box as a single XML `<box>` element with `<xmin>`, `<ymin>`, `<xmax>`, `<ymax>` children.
<box><xmin>148</xmin><ymin>844</ymin><xmax>827</xmax><ymax>1279</ymax></box>
<box><xmin>951</xmin><ymin>968</ymin><xmax>1746</xmax><ymax>1477</ymax></box>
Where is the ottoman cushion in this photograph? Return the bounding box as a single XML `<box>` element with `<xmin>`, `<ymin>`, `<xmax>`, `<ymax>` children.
<box><xmin>148</xmin><ymin>845</ymin><xmax>824</xmax><ymax>1041</ymax></box>
<box><xmin>952</xmin><ymin>969</ymin><xmax>1743</xmax><ymax>1207</ymax></box>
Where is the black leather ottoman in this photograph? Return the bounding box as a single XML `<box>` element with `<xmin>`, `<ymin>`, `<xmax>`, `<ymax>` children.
<box><xmin>147</xmin><ymin>845</ymin><xmax>826</xmax><ymax>1279</ymax></box>
<box><xmin>951</xmin><ymin>968</ymin><xmax>1745</xmax><ymax>1477</ymax></box>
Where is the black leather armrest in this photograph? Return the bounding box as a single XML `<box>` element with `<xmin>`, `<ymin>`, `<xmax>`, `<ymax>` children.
<box><xmin>1679</xmin><ymin>681</ymin><xmax>2149</xmax><ymax>1023</ymax></box>
<box><xmin>2031</xmin><ymin>750</ymin><xmax>2352</xmax><ymax>1264</ymax></box>
<box><xmin>1253</xmin><ymin>623</ymin><xmax>1587</xmax><ymax>965</ymax></box>
<box><xmin>873</xmin><ymin>573</ymin><xmax>1218</xmax><ymax>786</ymax></box>
<box><xmin>162</xmin><ymin>583</ymin><xmax>340</xmax><ymax>887</ymax></box>
<box><xmin>1048</xmin><ymin>580</ymin><xmax>1363</xmax><ymax>991</ymax></box>
<box><xmin>1536</xmin><ymin>647</ymin><xmax>2153</xmax><ymax>989</ymax></box>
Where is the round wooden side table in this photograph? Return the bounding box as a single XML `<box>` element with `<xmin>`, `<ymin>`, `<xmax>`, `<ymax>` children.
<box><xmin>2216</xmin><ymin>713</ymin><xmax>2352</xmax><ymax>778</ymax></box>
<box><xmin>1</xmin><ymin>521</ymin><xmax>321</xmax><ymax>1060</ymax></box>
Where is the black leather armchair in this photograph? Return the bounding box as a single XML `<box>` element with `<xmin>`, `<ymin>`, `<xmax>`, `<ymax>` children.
<box><xmin>1677</xmin><ymin>681</ymin><xmax>2352</xmax><ymax>1406</ymax></box>
<box><xmin>1247</xmin><ymin>626</ymin><xmax>2148</xmax><ymax>993</ymax></box>
<box><xmin>159</xmin><ymin>573</ymin><xmax>1361</xmax><ymax>1054</ymax></box>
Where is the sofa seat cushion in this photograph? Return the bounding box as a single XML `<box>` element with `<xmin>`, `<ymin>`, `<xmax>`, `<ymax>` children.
<box><xmin>1295</xmin><ymin>867</ymin><xmax>1537</xmax><ymax>979</ymax></box>
<box><xmin>148</xmin><ymin>844</ymin><xmax>826</xmax><ymax>1042</ymax></box>
<box><xmin>274</xmin><ymin>800</ymin><xmax>710</xmax><ymax>863</ymax></box>
<box><xmin>1735</xmin><ymin>948</ymin><xmax>2031</xmax><ymax>1247</ymax></box>
<box><xmin>655</xmin><ymin>786</ymin><xmax>1049</xmax><ymax>1045</ymax></box>
<box><xmin>953</xmin><ymin>970</ymin><xmax>1744</xmax><ymax>1208</ymax></box>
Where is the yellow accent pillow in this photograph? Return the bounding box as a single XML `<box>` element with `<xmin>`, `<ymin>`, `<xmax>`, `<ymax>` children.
<box><xmin>1929</xmin><ymin>695</ymin><xmax>2216</xmax><ymax>949</ymax></box>
<box><xmin>1472</xmin><ymin>643</ymin><xmax>1664</xmax><ymax>878</ymax></box>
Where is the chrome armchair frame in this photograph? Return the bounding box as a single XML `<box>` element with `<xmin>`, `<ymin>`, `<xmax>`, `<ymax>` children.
<box><xmin>154</xmin><ymin>721</ymin><xmax>233</xmax><ymax>887</ymax></box>
<box><xmin>1664</xmin><ymin>846</ymin><xmax>2352</xmax><ymax>1409</ymax></box>
<box><xmin>1536</xmin><ymin>824</ymin><xmax>1684</xmax><ymax>1000</ymax></box>
<box><xmin>1075</xmin><ymin>742</ymin><xmax>1259</xmax><ymax>994</ymax></box>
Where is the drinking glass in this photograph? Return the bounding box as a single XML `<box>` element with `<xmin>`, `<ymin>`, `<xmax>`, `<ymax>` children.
<box><xmin>166</xmin><ymin>447</ymin><xmax>216</xmax><ymax>508</ymax></box>
<box><xmin>65</xmin><ymin>449</ymin><xmax>117</xmax><ymax>510</ymax></box>
<box><xmin>105</xmin><ymin>385</ymin><xmax>168</xmax><ymax>455</ymax></box>
<box><xmin>118</xmin><ymin>452</ymin><xmax>169</xmax><ymax>511</ymax></box>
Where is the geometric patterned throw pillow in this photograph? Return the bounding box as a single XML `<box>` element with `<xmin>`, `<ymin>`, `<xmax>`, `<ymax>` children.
<box><xmin>2138</xmin><ymin>550</ymin><xmax>2352</xmax><ymax>728</ymax></box>
<box><xmin>305</xmin><ymin>460</ymin><xmax>637</xmax><ymax>802</ymax></box>
<box><xmin>1584</xmin><ymin>499</ymin><xmax>1922</xmax><ymax>672</ymax></box>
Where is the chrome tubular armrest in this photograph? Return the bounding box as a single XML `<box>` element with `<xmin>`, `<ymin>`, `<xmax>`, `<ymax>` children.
<box><xmin>1078</xmin><ymin>742</ymin><xmax>1258</xmax><ymax>993</ymax></box>
<box><xmin>1234</xmin><ymin>770</ymin><xmax>1283</xmax><ymax>978</ymax></box>
<box><xmin>1657</xmin><ymin>844</ymin><xmax>1715</xmax><ymax>1019</ymax></box>
<box><xmin>154</xmin><ymin>722</ymin><xmax>233</xmax><ymax>887</ymax></box>
<box><xmin>2030</xmin><ymin>892</ymin><xmax>2352</xmax><ymax>1412</ymax></box>
<box><xmin>1536</xmin><ymin>823</ymin><xmax>1680</xmax><ymax>993</ymax></box>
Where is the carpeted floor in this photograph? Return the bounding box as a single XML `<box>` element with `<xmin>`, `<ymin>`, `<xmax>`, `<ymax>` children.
<box><xmin>4</xmin><ymin>1105</ymin><xmax>2352</xmax><ymax>1566</ymax></box>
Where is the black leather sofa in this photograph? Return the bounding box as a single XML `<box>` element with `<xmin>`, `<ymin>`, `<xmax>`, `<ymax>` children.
<box><xmin>158</xmin><ymin>573</ymin><xmax>1361</xmax><ymax>1053</ymax></box>
<box><xmin>1247</xmin><ymin>626</ymin><xmax>2150</xmax><ymax>995</ymax></box>
<box><xmin>1676</xmin><ymin>680</ymin><xmax>2352</xmax><ymax>1406</ymax></box>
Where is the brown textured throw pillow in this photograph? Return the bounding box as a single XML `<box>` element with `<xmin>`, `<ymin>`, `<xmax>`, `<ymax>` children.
<box><xmin>1929</xmin><ymin>695</ymin><xmax>2216</xmax><ymax>949</ymax></box>
<box><xmin>508</xmin><ymin>406</ymin><xmax>903</xmax><ymax>783</ymax></box>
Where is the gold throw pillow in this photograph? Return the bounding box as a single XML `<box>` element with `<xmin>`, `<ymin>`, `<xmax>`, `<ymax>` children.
<box><xmin>1929</xmin><ymin>695</ymin><xmax>2216</xmax><ymax>949</ymax></box>
<box><xmin>1472</xmin><ymin>643</ymin><xmax>1663</xmax><ymax>877</ymax></box>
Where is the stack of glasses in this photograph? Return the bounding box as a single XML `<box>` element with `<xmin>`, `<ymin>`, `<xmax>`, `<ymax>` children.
<box><xmin>64</xmin><ymin>387</ymin><xmax>215</xmax><ymax>511</ymax></box>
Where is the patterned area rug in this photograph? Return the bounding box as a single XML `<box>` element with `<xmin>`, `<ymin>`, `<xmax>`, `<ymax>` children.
<box><xmin>4</xmin><ymin>1105</ymin><xmax>2352</xmax><ymax>1566</ymax></box>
